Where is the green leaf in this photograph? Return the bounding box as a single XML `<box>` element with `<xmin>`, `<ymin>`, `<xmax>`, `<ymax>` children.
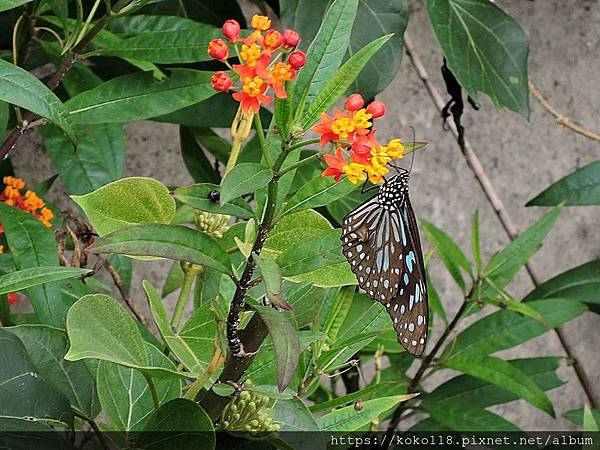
<box><xmin>91</xmin><ymin>224</ymin><xmax>231</xmax><ymax>275</ymax></box>
<box><xmin>175</xmin><ymin>183</ymin><xmax>253</xmax><ymax>219</ymax></box>
<box><xmin>65</xmin><ymin>294</ymin><xmax>149</xmax><ymax>368</ymax></box>
<box><xmin>0</xmin><ymin>100</ymin><xmax>8</xmax><ymax>141</ymax></box>
<box><xmin>424</xmin><ymin>357</ymin><xmax>565</xmax><ymax>409</ymax></box>
<box><xmin>220</xmin><ymin>163</ymin><xmax>272</xmax><ymax>206</ymax></box>
<box><xmin>265</xmin><ymin>209</ymin><xmax>333</xmax><ymax>256</ymax></box>
<box><xmin>443</xmin><ymin>299</ymin><xmax>586</xmax><ymax>358</ymax></box>
<box><xmin>0</xmin><ymin>266</ymin><xmax>90</xmax><ymax>296</ymax></box>
<box><xmin>0</xmin><ymin>59</ymin><xmax>75</xmax><ymax>141</ymax></box>
<box><xmin>565</xmin><ymin>408</ymin><xmax>600</xmax><ymax>429</ymax></box>
<box><xmin>72</xmin><ymin>177</ymin><xmax>175</xmax><ymax>236</ymax></box>
<box><xmin>135</xmin><ymin>399</ymin><xmax>215</xmax><ymax>450</ymax></box>
<box><xmin>317</xmin><ymin>395</ymin><xmax>416</xmax><ymax>431</ymax></box>
<box><xmin>273</xmin><ymin>398</ymin><xmax>325</xmax><ymax>450</ymax></box>
<box><xmin>301</xmin><ymin>34</ymin><xmax>393</xmax><ymax>129</ymax></box>
<box><xmin>162</xmin><ymin>261</ymin><xmax>185</xmax><ymax>297</ymax></box>
<box><xmin>6</xmin><ymin>325</ymin><xmax>100</xmax><ymax>419</ymax></box>
<box><xmin>425</xmin><ymin>400</ymin><xmax>520</xmax><ymax>431</ymax></box>
<box><xmin>420</xmin><ymin>218</ymin><xmax>472</xmax><ymax>291</ymax></box>
<box><xmin>317</xmin><ymin>333</ymin><xmax>377</xmax><ymax>372</ymax></box>
<box><xmin>0</xmin><ymin>329</ymin><xmax>73</xmax><ymax>428</ymax></box>
<box><xmin>66</xmin><ymin>69</ymin><xmax>215</xmax><ymax>124</ymax></box>
<box><xmin>99</xmin><ymin>22</ymin><xmax>220</xmax><ymax>64</ymax></box>
<box><xmin>527</xmin><ymin>161</ymin><xmax>600</xmax><ymax>206</ymax></box>
<box><xmin>524</xmin><ymin>260</ymin><xmax>600</xmax><ymax>310</ymax></box>
<box><xmin>292</xmin><ymin>0</ymin><xmax>359</xmax><ymax>120</ymax></box>
<box><xmin>97</xmin><ymin>353</ymin><xmax>181</xmax><ymax>431</ymax></box>
<box><xmin>286</xmin><ymin>262</ymin><xmax>356</xmax><ymax>288</ymax></box>
<box><xmin>428</xmin><ymin>277</ymin><xmax>447</xmax><ymax>325</ymax></box>
<box><xmin>322</xmin><ymin>286</ymin><xmax>355</xmax><ymax>343</ymax></box>
<box><xmin>143</xmin><ymin>281</ymin><xmax>216</xmax><ymax>377</ymax></box>
<box><xmin>485</xmin><ymin>206</ymin><xmax>561</xmax><ymax>289</ymax></box>
<box><xmin>0</xmin><ymin>203</ymin><xmax>69</xmax><ymax>327</ymax></box>
<box><xmin>254</xmin><ymin>305</ymin><xmax>300</xmax><ymax>392</ymax></box>
<box><xmin>277</xmin><ymin>228</ymin><xmax>347</xmax><ymax>277</ymax></box>
<box><xmin>310</xmin><ymin>382</ymin><xmax>402</xmax><ymax>412</ymax></box>
<box><xmin>284</xmin><ymin>177</ymin><xmax>357</xmax><ymax>216</ymax></box>
<box><xmin>179</xmin><ymin>127</ymin><xmax>221</xmax><ymax>184</ymax></box>
<box><xmin>441</xmin><ymin>354</ymin><xmax>555</xmax><ymax>416</ymax></box>
<box><xmin>285</xmin><ymin>282</ymin><xmax>326</xmax><ymax>328</ymax></box>
<box><xmin>427</xmin><ymin>0</ymin><xmax>530</xmax><ymax>118</ymax></box>
<box><xmin>336</xmin><ymin>292</ymin><xmax>388</xmax><ymax>342</ymax></box>
<box><xmin>349</xmin><ymin>0</ymin><xmax>409</xmax><ymax>99</ymax></box>
<box><xmin>253</xmin><ymin>254</ymin><xmax>287</xmax><ymax>309</ymax></box>
<box><xmin>41</xmin><ymin>123</ymin><xmax>125</xmax><ymax>195</ymax></box>
<box><xmin>0</xmin><ymin>0</ymin><xmax>33</xmax><ymax>11</ymax></box>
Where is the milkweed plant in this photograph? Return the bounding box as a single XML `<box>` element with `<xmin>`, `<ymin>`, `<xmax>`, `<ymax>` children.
<box><xmin>0</xmin><ymin>0</ymin><xmax>597</xmax><ymax>448</ymax></box>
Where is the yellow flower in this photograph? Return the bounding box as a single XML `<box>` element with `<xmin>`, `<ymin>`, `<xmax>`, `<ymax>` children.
<box><xmin>242</xmin><ymin>76</ymin><xmax>265</xmax><ymax>97</ymax></box>
<box><xmin>331</xmin><ymin>117</ymin><xmax>355</xmax><ymax>140</ymax></box>
<box><xmin>251</xmin><ymin>15</ymin><xmax>271</xmax><ymax>31</ymax></box>
<box><xmin>386</xmin><ymin>139</ymin><xmax>405</xmax><ymax>159</ymax></box>
<box><xmin>240</xmin><ymin>43</ymin><xmax>262</xmax><ymax>67</ymax></box>
<box><xmin>342</xmin><ymin>163</ymin><xmax>367</xmax><ymax>184</ymax></box>
<box><xmin>352</xmin><ymin>109</ymin><xmax>372</xmax><ymax>131</ymax></box>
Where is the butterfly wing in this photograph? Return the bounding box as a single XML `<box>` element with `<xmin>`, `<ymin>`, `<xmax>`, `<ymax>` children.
<box><xmin>341</xmin><ymin>195</ymin><xmax>428</xmax><ymax>356</ymax></box>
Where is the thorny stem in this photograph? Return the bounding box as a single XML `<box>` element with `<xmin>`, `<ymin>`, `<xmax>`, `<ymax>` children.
<box><xmin>170</xmin><ymin>268</ymin><xmax>196</xmax><ymax>332</ymax></box>
<box><xmin>0</xmin><ymin>5</ymin><xmax>120</xmax><ymax>162</ymax></box>
<box><xmin>402</xmin><ymin>33</ymin><xmax>598</xmax><ymax>410</ymax></box>
<box><xmin>200</xmin><ymin>142</ymin><xmax>292</xmax><ymax>421</ymax></box>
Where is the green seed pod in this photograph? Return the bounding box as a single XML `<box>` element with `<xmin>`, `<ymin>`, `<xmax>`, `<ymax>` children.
<box><xmin>232</xmin><ymin>413</ymin><xmax>240</xmax><ymax>421</ymax></box>
<box><xmin>240</xmin><ymin>390</ymin><xmax>251</xmax><ymax>401</ymax></box>
<box><xmin>229</xmin><ymin>404</ymin><xmax>238</xmax><ymax>413</ymax></box>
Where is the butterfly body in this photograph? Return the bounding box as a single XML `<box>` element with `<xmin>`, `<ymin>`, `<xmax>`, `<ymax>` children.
<box><xmin>341</xmin><ymin>171</ymin><xmax>428</xmax><ymax>356</ymax></box>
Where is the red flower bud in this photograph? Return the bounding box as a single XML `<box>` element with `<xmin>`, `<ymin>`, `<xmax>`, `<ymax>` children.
<box><xmin>211</xmin><ymin>71</ymin><xmax>233</xmax><ymax>92</ymax></box>
<box><xmin>263</xmin><ymin>29</ymin><xmax>283</xmax><ymax>51</ymax></box>
<box><xmin>7</xmin><ymin>293</ymin><xmax>19</xmax><ymax>305</ymax></box>
<box><xmin>288</xmin><ymin>50</ymin><xmax>306</xmax><ymax>69</ymax></box>
<box><xmin>222</xmin><ymin>19</ymin><xmax>241</xmax><ymax>42</ymax></box>
<box><xmin>283</xmin><ymin>29</ymin><xmax>301</xmax><ymax>48</ymax></box>
<box><xmin>366</xmin><ymin>100</ymin><xmax>386</xmax><ymax>118</ymax></box>
<box><xmin>208</xmin><ymin>39</ymin><xmax>229</xmax><ymax>61</ymax></box>
<box><xmin>345</xmin><ymin>93</ymin><xmax>365</xmax><ymax>111</ymax></box>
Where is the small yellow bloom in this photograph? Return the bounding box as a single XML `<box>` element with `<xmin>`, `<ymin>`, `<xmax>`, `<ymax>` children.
<box><xmin>352</xmin><ymin>109</ymin><xmax>372</xmax><ymax>130</ymax></box>
<box><xmin>240</xmin><ymin>43</ymin><xmax>262</xmax><ymax>67</ymax></box>
<box><xmin>386</xmin><ymin>139</ymin><xmax>405</xmax><ymax>159</ymax></box>
<box><xmin>271</xmin><ymin>63</ymin><xmax>294</xmax><ymax>82</ymax></box>
<box><xmin>2</xmin><ymin>176</ymin><xmax>25</xmax><ymax>190</ymax></box>
<box><xmin>242</xmin><ymin>76</ymin><xmax>265</xmax><ymax>97</ymax></box>
<box><xmin>331</xmin><ymin>118</ymin><xmax>355</xmax><ymax>140</ymax></box>
<box><xmin>251</xmin><ymin>15</ymin><xmax>271</xmax><ymax>31</ymax></box>
<box><xmin>342</xmin><ymin>163</ymin><xmax>367</xmax><ymax>184</ymax></box>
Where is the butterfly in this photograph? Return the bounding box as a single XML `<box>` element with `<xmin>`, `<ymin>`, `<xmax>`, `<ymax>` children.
<box><xmin>340</xmin><ymin>168</ymin><xmax>428</xmax><ymax>356</ymax></box>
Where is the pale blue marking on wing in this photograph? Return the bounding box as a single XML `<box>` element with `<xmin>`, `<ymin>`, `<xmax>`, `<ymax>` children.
<box><xmin>404</xmin><ymin>273</ymin><xmax>409</xmax><ymax>285</ymax></box>
<box><xmin>406</xmin><ymin>250</ymin><xmax>416</xmax><ymax>273</ymax></box>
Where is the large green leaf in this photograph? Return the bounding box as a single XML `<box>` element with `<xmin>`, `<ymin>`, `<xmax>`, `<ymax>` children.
<box><xmin>524</xmin><ymin>260</ymin><xmax>600</xmax><ymax>310</ymax></box>
<box><xmin>0</xmin><ymin>266</ymin><xmax>90</xmax><ymax>296</ymax></box>
<box><xmin>485</xmin><ymin>206</ymin><xmax>561</xmax><ymax>289</ymax></box>
<box><xmin>219</xmin><ymin>163</ymin><xmax>272</xmax><ymax>206</ymax></box>
<box><xmin>144</xmin><ymin>281</ymin><xmax>216</xmax><ymax>377</ymax></box>
<box><xmin>0</xmin><ymin>329</ymin><xmax>73</xmax><ymax>428</ymax></box>
<box><xmin>175</xmin><ymin>183</ymin><xmax>253</xmax><ymax>219</ymax></box>
<box><xmin>286</xmin><ymin>261</ymin><xmax>356</xmax><ymax>288</ymax></box>
<box><xmin>0</xmin><ymin>0</ymin><xmax>33</xmax><ymax>11</ymax></box>
<box><xmin>0</xmin><ymin>100</ymin><xmax>8</xmax><ymax>141</ymax></box>
<box><xmin>41</xmin><ymin>123</ymin><xmax>125</xmax><ymax>195</ymax></box>
<box><xmin>565</xmin><ymin>408</ymin><xmax>600</xmax><ymax>429</ymax></box>
<box><xmin>527</xmin><ymin>161</ymin><xmax>600</xmax><ymax>206</ymax></box>
<box><xmin>0</xmin><ymin>204</ymin><xmax>69</xmax><ymax>327</ymax></box>
<box><xmin>336</xmin><ymin>292</ymin><xmax>388</xmax><ymax>342</ymax></box>
<box><xmin>317</xmin><ymin>395</ymin><xmax>416</xmax><ymax>431</ymax></box>
<box><xmin>72</xmin><ymin>177</ymin><xmax>176</xmax><ymax>236</ymax></box>
<box><xmin>0</xmin><ymin>59</ymin><xmax>75</xmax><ymax>141</ymax></box>
<box><xmin>265</xmin><ymin>209</ymin><xmax>333</xmax><ymax>256</ymax></box>
<box><xmin>135</xmin><ymin>399</ymin><xmax>215</xmax><ymax>450</ymax></box>
<box><xmin>425</xmin><ymin>357</ymin><xmax>565</xmax><ymax>409</ymax></box>
<box><xmin>97</xmin><ymin>349</ymin><xmax>181</xmax><ymax>431</ymax></box>
<box><xmin>7</xmin><ymin>325</ymin><xmax>99</xmax><ymax>418</ymax></box>
<box><xmin>254</xmin><ymin>305</ymin><xmax>300</xmax><ymax>392</ymax></box>
<box><xmin>66</xmin><ymin>69</ymin><xmax>215</xmax><ymax>124</ymax></box>
<box><xmin>284</xmin><ymin>177</ymin><xmax>357</xmax><ymax>216</ymax></box>
<box><xmin>441</xmin><ymin>354</ymin><xmax>554</xmax><ymax>416</ymax></box>
<box><xmin>91</xmin><ymin>224</ymin><xmax>231</xmax><ymax>275</ymax></box>
<box><xmin>348</xmin><ymin>0</ymin><xmax>409</xmax><ymax>99</ymax></box>
<box><xmin>442</xmin><ymin>298</ymin><xmax>586</xmax><ymax>359</ymax></box>
<box><xmin>425</xmin><ymin>400</ymin><xmax>520</xmax><ymax>431</ymax></box>
<box><xmin>420</xmin><ymin>218</ymin><xmax>472</xmax><ymax>292</ymax></box>
<box><xmin>292</xmin><ymin>0</ymin><xmax>359</xmax><ymax>120</ymax></box>
<box><xmin>322</xmin><ymin>285</ymin><xmax>355</xmax><ymax>343</ymax></box>
<box><xmin>273</xmin><ymin>398</ymin><xmax>325</xmax><ymax>450</ymax></box>
<box><xmin>427</xmin><ymin>0</ymin><xmax>529</xmax><ymax>118</ymax></box>
<box><xmin>277</xmin><ymin>228</ymin><xmax>347</xmax><ymax>277</ymax></box>
<box><xmin>300</xmin><ymin>33</ymin><xmax>393</xmax><ymax>129</ymax></box>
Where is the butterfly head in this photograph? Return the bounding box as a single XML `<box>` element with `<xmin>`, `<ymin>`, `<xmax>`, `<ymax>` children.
<box><xmin>377</xmin><ymin>171</ymin><xmax>409</xmax><ymax>209</ymax></box>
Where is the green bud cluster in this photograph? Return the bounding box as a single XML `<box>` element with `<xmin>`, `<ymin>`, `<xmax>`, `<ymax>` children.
<box><xmin>219</xmin><ymin>381</ymin><xmax>280</xmax><ymax>435</ymax></box>
<box><xmin>194</xmin><ymin>211</ymin><xmax>230</xmax><ymax>238</ymax></box>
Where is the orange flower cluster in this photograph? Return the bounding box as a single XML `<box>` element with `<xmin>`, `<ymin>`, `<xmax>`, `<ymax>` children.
<box><xmin>313</xmin><ymin>94</ymin><xmax>404</xmax><ymax>184</ymax></box>
<box><xmin>0</xmin><ymin>176</ymin><xmax>54</xmax><ymax>254</ymax></box>
<box><xmin>208</xmin><ymin>15</ymin><xmax>306</xmax><ymax>113</ymax></box>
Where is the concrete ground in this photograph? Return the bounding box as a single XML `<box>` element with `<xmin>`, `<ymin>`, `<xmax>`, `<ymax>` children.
<box><xmin>9</xmin><ymin>0</ymin><xmax>599</xmax><ymax>431</ymax></box>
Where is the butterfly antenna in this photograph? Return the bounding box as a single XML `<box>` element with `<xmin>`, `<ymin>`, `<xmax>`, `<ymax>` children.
<box><xmin>408</xmin><ymin>125</ymin><xmax>416</xmax><ymax>175</ymax></box>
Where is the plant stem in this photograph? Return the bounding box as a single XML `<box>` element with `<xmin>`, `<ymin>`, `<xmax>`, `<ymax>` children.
<box><xmin>144</xmin><ymin>373</ymin><xmax>160</xmax><ymax>411</ymax></box>
<box><xmin>254</xmin><ymin>113</ymin><xmax>274</xmax><ymax>169</ymax></box>
<box><xmin>403</xmin><ymin>32</ymin><xmax>598</xmax><ymax>409</ymax></box>
<box><xmin>104</xmin><ymin>260</ymin><xmax>148</xmax><ymax>327</ymax></box>
<box><xmin>277</xmin><ymin>152</ymin><xmax>321</xmax><ymax>176</ymax></box>
<box><xmin>287</xmin><ymin>137</ymin><xmax>321</xmax><ymax>152</ymax></box>
<box><xmin>73</xmin><ymin>409</ymin><xmax>113</xmax><ymax>450</ymax></box>
<box><xmin>171</xmin><ymin>268</ymin><xmax>195</xmax><ymax>331</ymax></box>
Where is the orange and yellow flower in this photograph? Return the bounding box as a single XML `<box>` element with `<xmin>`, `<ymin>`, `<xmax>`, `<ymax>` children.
<box><xmin>0</xmin><ymin>176</ymin><xmax>54</xmax><ymax>228</ymax></box>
